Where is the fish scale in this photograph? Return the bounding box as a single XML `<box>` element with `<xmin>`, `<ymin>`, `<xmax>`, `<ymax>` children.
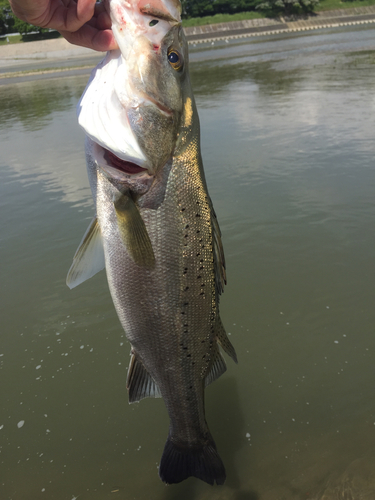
<box><xmin>67</xmin><ymin>0</ymin><xmax>237</xmax><ymax>485</ymax></box>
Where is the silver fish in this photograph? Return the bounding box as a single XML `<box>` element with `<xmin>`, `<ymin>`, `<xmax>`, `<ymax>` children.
<box><xmin>67</xmin><ymin>0</ymin><xmax>237</xmax><ymax>485</ymax></box>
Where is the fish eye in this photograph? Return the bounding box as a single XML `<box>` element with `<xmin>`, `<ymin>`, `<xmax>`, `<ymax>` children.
<box><xmin>149</xmin><ymin>19</ymin><xmax>159</xmax><ymax>26</ymax></box>
<box><xmin>167</xmin><ymin>49</ymin><xmax>183</xmax><ymax>71</ymax></box>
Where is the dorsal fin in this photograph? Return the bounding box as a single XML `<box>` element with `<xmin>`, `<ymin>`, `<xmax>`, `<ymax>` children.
<box><xmin>66</xmin><ymin>217</ymin><xmax>105</xmax><ymax>289</ymax></box>
<box><xmin>127</xmin><ymin>351</ymin><xmax>162</xmax><ymax>403</ymax></box>
<box><xmin>210</xmin><ymin>201</ymin><xmax>226</xmax><ymax>295</ymax></box>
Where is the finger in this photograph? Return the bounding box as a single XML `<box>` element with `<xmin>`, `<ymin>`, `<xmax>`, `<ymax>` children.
<box><xmin>82</xmin><ymin>11</ymin><xmax>111</xmax><ymax>30</ymax></box>
<box><xmin>94</xmin><ymin>1</ymin><xmax>108</xmax><ymax>16</ymax></box>
<box><xmin>65</xmin><ymin>0</ymin><xmax>96</xmax><ymax>32</ymax></box>
<box><xmin>96</xmin><ymin>11</ymin><xmax>112</xmax><ymax>30</ymax></box>
<box><xmin>60</xmin><ymin>25</ymin><xmax>118</xmax><ymax>52</ymax></box>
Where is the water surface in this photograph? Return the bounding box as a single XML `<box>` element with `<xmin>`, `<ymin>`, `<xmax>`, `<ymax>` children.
<box><xmin>2</xmin><ymin>25</ymin><xmax>375</xmax><ymax>500</ymax></box>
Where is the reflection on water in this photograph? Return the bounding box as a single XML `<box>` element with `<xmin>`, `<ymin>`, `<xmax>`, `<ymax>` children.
<box><xmin>2</xmin><ymin>25</ymin><xmax>375</xmax><ymax>500</ymax></box>
<box><xmin>0</xmin><ymin>77</ymin><xmax>84</xmax><ymax>131</ymax></box>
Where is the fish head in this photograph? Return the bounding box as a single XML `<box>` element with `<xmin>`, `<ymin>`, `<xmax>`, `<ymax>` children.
<box><xmin>78</xmin><ymin>0</ymin><xmax>188</xmax><ymax>193</ymax></box>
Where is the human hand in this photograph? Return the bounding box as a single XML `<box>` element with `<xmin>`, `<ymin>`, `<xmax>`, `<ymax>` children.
<box><xmin>9</xmin><ymin>0</ymin><xmax>118</xmax><ymax>52</ymax></box>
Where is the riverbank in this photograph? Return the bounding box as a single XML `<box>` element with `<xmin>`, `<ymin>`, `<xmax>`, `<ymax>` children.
<box><xmin>184</xmin><ymin>5</ymin><xmax>375</xmax><ymax>42</ymax></box>
<box><xmin>1</xmin><ymin>4</ymin><xmax>375</xmax><ymax>78</ymax></box>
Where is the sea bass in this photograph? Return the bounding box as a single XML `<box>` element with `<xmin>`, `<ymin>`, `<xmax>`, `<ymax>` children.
<box><xmin>67</xmin><ymin>0</ymin><xmax>237</xmax><ymax>485</ymax></box>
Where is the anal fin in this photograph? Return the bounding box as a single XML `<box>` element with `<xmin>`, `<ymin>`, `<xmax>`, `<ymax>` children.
<box><xmin>216</xmin><ymin>319</ymin><xmax>238</xmax><ymax>364</ymax></box>
<box><xmin>66</xmin><ymin>217</ymin><xmax>105</xmax><ymax>289</ymax></box>
<box><xmin>127</xmin><ymin>351</ymin><xmax>161</xmax><ymax>403</ymax></box>
<box><xmin>205</xmin><ymin>347</ymin><xmax>227</xmax><ymax>387</ymax></box>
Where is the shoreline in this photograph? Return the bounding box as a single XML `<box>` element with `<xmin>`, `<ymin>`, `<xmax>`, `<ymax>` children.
<box><xmin>183</xmin><ymin>5</ymin><xmax>375</xmax><ymax>42</ymax></box>
<box><xmin>1</xmin><ymin>5</ymin><xmax>375</xmax><ymax>80</ymax></box>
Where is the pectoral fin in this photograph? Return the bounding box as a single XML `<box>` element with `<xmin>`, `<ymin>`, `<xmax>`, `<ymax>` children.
<box><xmin>66</xmin><ymin>217</ymin><xmax>105</xmax><ymax>289</ymax></box>
<box><xmin>114</xmin><ymin>194</ymin><xmax>155</xmax><ymax>268</ymax></box>
<box><xmin>127</xmin><ymin>351</ymin><xmax>161</xmax><ymax>403</ymax></box>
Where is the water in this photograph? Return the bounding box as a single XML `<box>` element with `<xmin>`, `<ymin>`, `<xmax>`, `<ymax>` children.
<box><xmin>2</xmin><ymin>25</ymin><xmax>375</xmax><ymax>500</ymax></box>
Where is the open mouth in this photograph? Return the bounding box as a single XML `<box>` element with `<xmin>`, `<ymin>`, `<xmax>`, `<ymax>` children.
<box><xmin>105</xmin><ymin>150</ymin><xmax>148</xmax><ymax>175</ymax></box>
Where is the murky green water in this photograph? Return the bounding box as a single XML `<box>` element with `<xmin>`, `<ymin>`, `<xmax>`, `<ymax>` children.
<box><xmin>2</xmin><ymin>25</ymin><xmax>375</xmax><ymax>500</ymax></box>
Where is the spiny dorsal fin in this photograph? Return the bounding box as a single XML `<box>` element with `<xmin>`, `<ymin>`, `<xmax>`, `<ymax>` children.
<box><xmin>127</xmin><ymin>351</ymin><xmax>161</xmax><ymax>403</ymax></box>
<box><xmin>114</xmin><ymin>193</ymin><xmax>155</xmax><ymax>268</ymax></box>
<box><xmin>205</xmin><ymin>347</ymin><xmax>227</xmax><ymax>387</ymax></box>
<box><xmin>66</xmin><ymin>217</ymin><xmax>105</xmax><ymax>289</ymax></box>
<box><xmin>216</xmin><ymin>319</ymin><xmax>238</xmax><ymax>363</ymax></box>
<box><xmin>210</xmin><ymin>201</ymin><xmax>226</xmax><ymax>295</ymax></box>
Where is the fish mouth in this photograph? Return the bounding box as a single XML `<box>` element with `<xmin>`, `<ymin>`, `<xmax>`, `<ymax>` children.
<box><xmin>91</xmin><ymin>141</ymin><xmax>153</xmax><ymax>185</ymax></box>
<box><xmin>105</xmin><ymin>150</ymin><xmax>149</xmax><ymax>175</ymax></box>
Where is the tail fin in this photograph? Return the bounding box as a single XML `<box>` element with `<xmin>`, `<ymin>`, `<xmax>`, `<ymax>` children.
<box><xmin>159</xmin><ymin>434</ymin><xmax>226</xmax><ymax>485</ymax></box>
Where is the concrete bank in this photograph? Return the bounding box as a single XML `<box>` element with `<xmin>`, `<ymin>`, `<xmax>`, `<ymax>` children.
<box><xmin>1</xmin><ymin>5</ymin><xmax>375</xmax><ymax>74</ymax></box>
<box><xmin>184</xmin><ymin>5</ymin><xmax>375</xmax><ymax>42</ymax></box>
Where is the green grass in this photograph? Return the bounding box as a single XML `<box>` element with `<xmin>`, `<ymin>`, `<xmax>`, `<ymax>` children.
<box><xmin>316</xmin><ymin>0</ymin><xmax>375</xmax><ymax>11</ymax></box>
<box><xmin>0</xmin><ymin>34</ymin><xmax>22</xmax><ymax>45</ymax></box>
<box><xmin>182</xmin><ymin>11</ymin><xmax>264</xmax><ymax>28</ymax></box>
<box><xmin>182</xmin><ymin>0</ymin><xmax>375</xmax><ymax>27</ymax></box>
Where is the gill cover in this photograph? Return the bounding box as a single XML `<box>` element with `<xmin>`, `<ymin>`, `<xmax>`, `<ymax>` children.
<box><xmin>77</xmin><ymin>0</ymin><xmax>185</xmax><ymax>174</ymax></box>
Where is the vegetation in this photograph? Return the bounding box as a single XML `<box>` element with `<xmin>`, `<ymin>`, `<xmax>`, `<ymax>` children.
<box><xmin>256</xmin><ymin>0</ymin><xmax>320</xmax><ymax>15</ymax></box>
<box><xmin>180</xmin><ymin>0</ymin><xmax>374</xmax><ymax>18</ymax></box>
<box><xmin>1</xmin><ymin>0</ymin><xmax>375</xmax><ymax>41</ymax></box>
<box><xmin>0</xmin><ymin>0</ymin><xmax>59</xmax><ymax>39</ymax></box>
<box><xmin>0</xmin><ymin>0</ymin><xmax>14</xmax><ymax>35</ymax></box>
<box><xmin>317</xmin><ymin>0</ymin><xmax>375</xmax><ymax>10</ymax></box>
<box><xmin>182</xmin><ymin>10</ymin><xmax>263</xmax><ymax>27</ymax></box>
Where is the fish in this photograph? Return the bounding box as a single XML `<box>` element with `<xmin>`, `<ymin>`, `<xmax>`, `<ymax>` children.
<box><xmin>66</xmin><ymin>0</ymin><xmax>237</xmax><ymax>486</ymax></box>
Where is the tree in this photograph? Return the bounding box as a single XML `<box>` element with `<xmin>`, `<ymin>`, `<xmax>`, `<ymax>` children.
<box><xmin>12</xmin><ymin>16</ymin><xmax>44</xmax><ymax>35</ymax></box>
<box><xmin>255</xmin><ymin>0</ymin><xmax>319</xmax><ymax>15</ymax></box>
<box><xmin>0</xmin><ymin>0</ymin><xmax>15</xmax><ymax>35</ymax></box>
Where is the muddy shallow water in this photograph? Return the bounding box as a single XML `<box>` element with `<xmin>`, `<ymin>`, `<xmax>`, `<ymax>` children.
<box><xmin>1</xmin><ymin>24</ymin><xmax>375</xmax><ymax>500</ymax></box>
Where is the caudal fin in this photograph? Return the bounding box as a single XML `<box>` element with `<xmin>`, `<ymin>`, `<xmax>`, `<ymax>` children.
<box><xmin>158</xmin><ymin>434</ymin><xmax>226</xmax><ymax>485</ymax></box>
